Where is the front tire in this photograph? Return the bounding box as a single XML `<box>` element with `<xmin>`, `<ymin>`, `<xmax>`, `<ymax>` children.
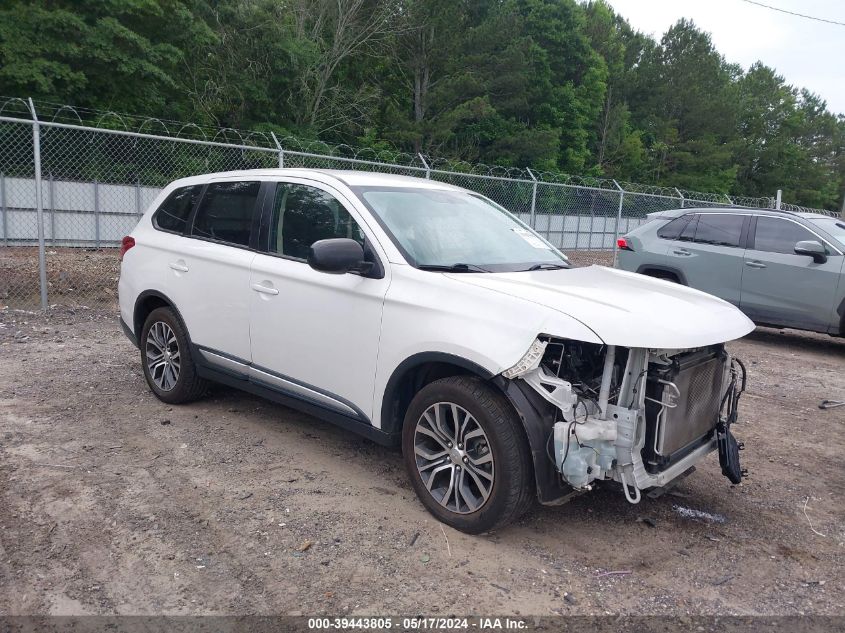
<box><xmin>402</xmin><ymin>376</ymin><xmax>534</xmax><ymax>533</ymax></box>
<box><xmin>140</xmin><ymin>307</ymin><xmax>208</xmax><ymax>404</ymax></box>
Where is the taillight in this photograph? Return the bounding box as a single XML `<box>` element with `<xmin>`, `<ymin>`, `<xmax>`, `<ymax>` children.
<box><xmin>617</xmin><ymin>237</ymin><xmax>633</xmax><ymax>251</ymax></box>
<box><xmin>119</xmin><ymin>236</ymin><xmax>135</xmax><ymax>260</ymax></box>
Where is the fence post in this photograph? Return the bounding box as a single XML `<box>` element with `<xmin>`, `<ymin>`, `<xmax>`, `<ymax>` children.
<box><xmin>418</xmin><ymin>153</ymin><xmax>431</xmax><ymax>179</ymax></box>
<box><xmin>94</xmin><ymin>179</ymin><xmax>100</xmax><ymax>248</ymax></box>
<box><xmin>775</xmin><ymin>189</ymin><xmax>782</xmax><ymax>210</ymax></box>
<box><xmin>526</xmin><ymin>168</ymin><xmax>538</xmax><ymax>230</ymax></box>
<box><xmin>612</xmin><ymin>180</ymin><xmax>624</xmax><ymax>267</ymax></box>
<box><xmin>135</xmin><ymin>179</ymin><xmax>142</xmax><ymax>217</ymax></box>
<box><xmin>29</xmin><ymin>97</ymin><xmax>48</xmax><ymax>311</ymax></box>
<box><xmin>1</xmin><ymin>173</ymin><xmax>7</xmax><ymax>246</ymax></box>
<box><xmin>674</xmin><ymin>187</ymin><xmax>685</xmax><ymax>209</ymax></box>
<box><xmin>49</xmin><ymin>173</ymin><xmax>55</xmax><ymax>245</ymax></box>
<box><xmin>270</xmin><ymin>132</ymin><xmax>284</xmax><ymax>168</ymax></box>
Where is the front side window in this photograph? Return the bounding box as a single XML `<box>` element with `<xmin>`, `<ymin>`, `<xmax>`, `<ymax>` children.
<box><xmin>153</xmin><ymin>185</ymin><xmax>203</xmax><ymax>234</ymax></box>
<box><xmin>693</xmin><ymin>214</ymin><xmax>744</xmax><ymax>248</ymax></box>
<box><xmin>269</xmin><ymin>183</ymin><xmax>364</xmax><ymax>259</ymax></box>
<box><xmin>192</xmin><ymin>181</ymin><xmax>260</xmax><ymax>247</ymax></box>
<box><xmin>753</xmin><ymin>217</ymin><xmax>817</xmax><ymax>255</ymax></box>
<box><xmin>355</xmin><ymin>186</ymin><xmax>568</xmax><ymax>272</ymax></box>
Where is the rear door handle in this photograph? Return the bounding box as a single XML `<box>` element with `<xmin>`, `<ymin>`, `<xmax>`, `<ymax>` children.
<box><xmin>251</xmin><ymin>282</ymin><xmax>279</xmax><ymax>296</ymax></box>
<box><xmin>169</xmin><ymin>260</ymin><xmax>189</xmax><ymax>272</ymax></box>
<box><xmin>745</xmin><ymin>261</ymin><xmax>766</xmax><ymax>269</ymax></box>
<box><xmin>672</xmin><ymin>248</ymin><xmax>691</xmax><ymax>256</ymax></box>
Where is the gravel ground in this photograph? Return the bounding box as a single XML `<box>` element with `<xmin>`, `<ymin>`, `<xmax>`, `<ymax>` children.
<box><xmin>0</xmin><ymin>307</ymin><xmax>843</xmax><ymax>616</ymax></box>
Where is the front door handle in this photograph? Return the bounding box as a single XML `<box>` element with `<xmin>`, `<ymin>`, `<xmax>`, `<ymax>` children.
<box><xmin>745</xmin><ymin>261</ymin><xmax>767</xmax><ymax>269</ymax></box>
<box><xmin>251</xmin><ymin>282</ymin><xmax>279</xmax><ymax>296</ymax></box>
<box><xmin>169</xmin><ymin>260</ymin><xmax>189</xmax><ymax>273</ymax></box>
<box><xmin>672</xmin><ymin>248</ymin><xmax>691</xmax><ymax>256</ymax></box>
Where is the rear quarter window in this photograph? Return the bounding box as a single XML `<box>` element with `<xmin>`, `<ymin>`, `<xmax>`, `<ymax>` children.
<box><xmin>153</xmin><ymin>185</ymin><xmax>203</xmax><ymax>234</ymax></box>
<box><xmin>657</xmin><ymin>215</ymin><xmax>691</xmax><ymax>240</ymax></box>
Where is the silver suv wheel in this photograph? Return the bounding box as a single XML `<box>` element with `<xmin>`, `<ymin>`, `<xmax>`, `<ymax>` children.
<box><xmin>413</xmin><ymin>402</ymin><xmax>494</xmax><ymax>514</ymax></box>
<box><xmin>145</xmin><ymin>321</ymin><xmax>180</xmax><ymax>391</ymax></box>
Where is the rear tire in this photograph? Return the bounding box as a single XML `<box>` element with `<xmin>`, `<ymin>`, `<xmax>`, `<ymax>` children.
<box><xmin>140</xmin><ymin>307</ymin><xmax>208</xmax><ymax>404</ymax></box>
<box><xmin>402</xmin><ymin>375</ymin><xmax>534</xmax><ymax>534</ymax></box>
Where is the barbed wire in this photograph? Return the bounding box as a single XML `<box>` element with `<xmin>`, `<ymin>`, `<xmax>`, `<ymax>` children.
<box><xmin>0</xmin><ymin>95</ymin><xmax>836</xmax><ymax>214</ymax></box>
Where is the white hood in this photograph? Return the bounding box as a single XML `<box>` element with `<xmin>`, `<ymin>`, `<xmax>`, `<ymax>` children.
<box><xmin>447</xmin><ymin>266</ymin><xmax>755</xmax><ymax>349</ymax></box>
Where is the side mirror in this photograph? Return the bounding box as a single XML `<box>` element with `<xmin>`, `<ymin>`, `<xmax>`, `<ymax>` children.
<box><xmin>794</xmin><ymin>240</ymin><xmax>827</xmax><ymax>264</ymax></box>
<box><xmin>307</xmin><ymin>238</ymin><xmax>371</xmax><ymax>274</ymax></box>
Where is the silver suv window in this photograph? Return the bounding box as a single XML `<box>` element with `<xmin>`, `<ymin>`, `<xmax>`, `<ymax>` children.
<box><xmin>657</xmin><ymin>215</ymin><xmax>691</xmax><ymax>240</ymax></box>
<box><xmin>693</xmin><ymin>214</ymin><xmax>744</xmax><ymax>248</ymax></box>
<box><xmin>753</xmin><ymin>217</ymin><xmax>817</xmax><ymax>255</ymax></box>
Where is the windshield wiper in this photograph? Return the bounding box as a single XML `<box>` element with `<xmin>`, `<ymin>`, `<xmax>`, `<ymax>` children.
<box><xmin>417</xmin><ymin>263</ymin><xmax>491</xmax><ymax>273</ymax></box>
<box><xmin>524</xmin><ymin>262</ymin><xmax>569</xmax><ymax>271</ymax></box>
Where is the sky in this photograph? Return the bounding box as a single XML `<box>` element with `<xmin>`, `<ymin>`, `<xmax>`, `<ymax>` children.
<box><xmin>606</xmin><ymin>0</ymin><xmax>845</xmax><ymax>115</ymax></box>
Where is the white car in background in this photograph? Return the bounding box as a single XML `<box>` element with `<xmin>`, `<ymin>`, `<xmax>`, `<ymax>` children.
<box><xmin>118</xmin><ymin>169</ymin><xmax>754</xmax><ymax>533</ymax></box>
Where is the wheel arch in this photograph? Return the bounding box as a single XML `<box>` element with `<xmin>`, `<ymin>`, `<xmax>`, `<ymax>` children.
<box><xmin>636</xmin><ymin>264</ymin><xmax>687</xmax><ymax>285</ymax></box>
<box><xmin>380</xmin><ymin>352</ymin><xmax>495</xmax><ymax>440</ymax></box>
<box><xmin>133</xmin><ymin>290</ymin><xmax>189</xmax><ymax>343</ymax></box>
<box><xmin>382</xmin><ymin>352</ymin><xmax>572</xmax><ymax>505</ymax></box>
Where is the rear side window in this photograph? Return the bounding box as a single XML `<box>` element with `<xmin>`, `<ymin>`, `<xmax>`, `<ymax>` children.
<box><xmin>753</xmin><ymin>217</ymin><xmax>818</xmax><ymax>255</ymax></box>
<box><xmin>657</xmin><ymin>215</ymin><xmax>691</xmax><ymax>240</ymax></box>
<box><xmin>678</xmin><ymin>214</ymin><xmax>698</xmax><ymax>242</ymax></box>
<box><xmin>268</xmin><ymin>183</ymin><xmax>364</xmax><ymax>260</ymax></box>
<box><xmin>153</xmin><ymin>185</ymin><xmax>203</xmax><ymax>234</ymax></box>
<box><xmin>693</xmin><ymin>214</ymin><xmax>744</xmax><ymax>247</ymax></box>
<box><xmin>192</xmin><ymin>181</ymin><xmax>261</xmax><ymax>247</ymax></box>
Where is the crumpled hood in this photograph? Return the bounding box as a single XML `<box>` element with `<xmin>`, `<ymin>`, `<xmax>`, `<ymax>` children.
<box><xmin>446</xmin><ymin>265</ymin><xmax>755</xmax><ymax>349</ymax></box>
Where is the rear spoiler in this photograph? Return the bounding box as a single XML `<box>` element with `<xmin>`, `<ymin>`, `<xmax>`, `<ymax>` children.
<box><xmin>646</xmin><ymin>210</ymin><xmax>683</xmax><ymax>220</ymax></box>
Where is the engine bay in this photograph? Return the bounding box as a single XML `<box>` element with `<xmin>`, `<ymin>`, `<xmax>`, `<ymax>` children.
<box><xmin>510</xmin><ymin>336</ymin><xmax>746</xmax><ymax>501</ymax></box>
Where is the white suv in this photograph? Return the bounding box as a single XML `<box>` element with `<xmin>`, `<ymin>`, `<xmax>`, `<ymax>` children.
<box><xmin>118</xmin><ymin>169</ymin><xmax>754</xmax><ymax>533</ymax></box>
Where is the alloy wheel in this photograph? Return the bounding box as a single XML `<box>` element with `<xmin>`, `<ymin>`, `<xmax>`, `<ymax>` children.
<box><xmin>145</xmin><ymin>321</ymin><xmax>180</xmax><ymax>391</ymax></box>
<box><xmin>413</xmin><ymin>402</ymin><xmax>494</xmax><ymax>514</ymax></box>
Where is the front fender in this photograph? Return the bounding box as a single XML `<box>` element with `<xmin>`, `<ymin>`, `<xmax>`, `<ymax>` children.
<box><xmin>492</xmin><ymin>375</ymin><xmax>576</xmax><ymax>505</ymax></box>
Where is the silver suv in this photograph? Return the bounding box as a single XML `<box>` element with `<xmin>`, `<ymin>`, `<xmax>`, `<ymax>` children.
<box><xmin>617</xmin><ymin>208</ymin><xmax>845</xmax><ymax>335</ymax></box>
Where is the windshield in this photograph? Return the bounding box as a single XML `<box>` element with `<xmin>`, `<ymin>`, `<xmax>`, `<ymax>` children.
<box><xmin>355</xmin><ymin>186</ymin><xmax>569</xmax><ymax>272</ymax></box>
<box><xmin>808</xmin><ymin>217</ymin><xmax>845</xmax><ymax>249</ymax></box>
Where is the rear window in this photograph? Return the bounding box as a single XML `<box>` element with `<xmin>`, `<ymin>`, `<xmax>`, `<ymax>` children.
<box><xmin>191</xmin><ymin>181</ymin><xmax>261</xmax><ymax>247</ymax></box>
<box><xmin>693</xmin><ymin>214</ymin><xmax>744</xmax><ymax>247</ymax></box>
<box><xmin>153</xmin><ymin>185</ymin><xmax>203</xmax><ymax>234</ymax></box>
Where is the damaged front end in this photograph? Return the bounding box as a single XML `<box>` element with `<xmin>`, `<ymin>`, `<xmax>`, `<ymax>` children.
<box><xmin>502</xmin><ymin>337</ymin><xmax>747</xmax><ymax>504</ymax></box>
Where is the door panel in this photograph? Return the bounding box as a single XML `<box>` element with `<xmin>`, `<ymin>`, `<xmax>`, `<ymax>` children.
<box><xmin>174</xmin><ymin>180</ymin><xmax>262</xmax><ymax>361</ymax></box>
<box><xmin>173</xmin><ymin>238</ymin><xmax>256</xmax><ymax>360</ymax></box>
<box><xmin>249</xmin><ymin>181</ymin><xmax>390</xmax><ymax>421</ymax></box>
<box><xmin>741</xmin><ymin>216</ymin><xmax>843</xmax><ymax>331</ymax></box>
<box><xmin>663</xmin><ymin>213</ymin><xmax>747</xmax><ymax>305</ymax></box>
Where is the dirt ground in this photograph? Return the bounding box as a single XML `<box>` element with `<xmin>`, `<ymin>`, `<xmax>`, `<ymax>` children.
<box><xmin>0</xmin><ymin>307</ymin><xmax>843</xmax><ymax>616</ymax></box>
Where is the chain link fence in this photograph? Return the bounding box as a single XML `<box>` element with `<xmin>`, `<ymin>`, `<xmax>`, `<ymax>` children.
<box><xmin>0</xmin><ymin>97</ymin><xmax>837</xmax><ymax>310</ymax></box>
